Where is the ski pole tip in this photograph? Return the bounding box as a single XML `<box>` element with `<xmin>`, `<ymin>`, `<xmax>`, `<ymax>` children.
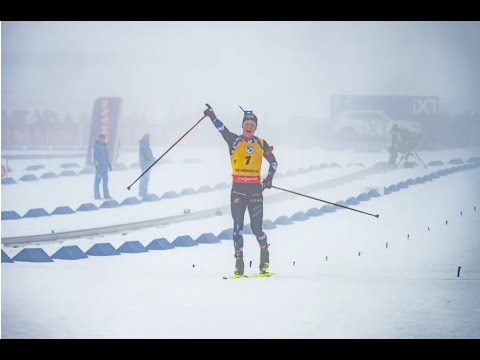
<box><xmin>375</xmin><ymin>214</ymin><xmax>380</xmax><ymax>218</ymax></box>
<box><xmin>127</xmin><ymin>186</ymin><xmax>131</xmax><ymax>191</ymax></box>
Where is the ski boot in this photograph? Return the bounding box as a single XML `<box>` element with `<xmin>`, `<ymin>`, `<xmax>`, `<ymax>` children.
<box><xmin>259</xmin><ymin>243</ymin><xmax>270</xmax><ymax>274</ymax></box>
<box><xmin>234</xmin><ymin>252</ymin><xmax>244</xmax><ymax>276</ymax></box>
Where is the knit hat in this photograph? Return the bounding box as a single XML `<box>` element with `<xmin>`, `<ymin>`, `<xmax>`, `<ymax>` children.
<box><xmin>242</xmin><ymin>111</ymin><xmax>258</xmax><ymax>125</ymax></box>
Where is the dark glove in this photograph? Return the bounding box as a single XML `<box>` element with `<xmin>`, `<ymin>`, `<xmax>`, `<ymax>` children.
<box><xmin>262</xmin><ymin>177</ymin><xmax>272</xmax><ymax>190</ymax></box>
<box><xmin>204</xmin><ymin>107</ymin><xmax>217</xmax><ymax>120</ymax></box>
<box><xmin>109</xmin><ymin>164</ymin><xmax>112</xmax><ymax>171</ymax></box>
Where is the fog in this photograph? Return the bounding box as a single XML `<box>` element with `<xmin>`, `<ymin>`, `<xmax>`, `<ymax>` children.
<box><xmin>2</xmin><ymin>21</ymin><xmax>480</xmax><ymax>147</ymax></box>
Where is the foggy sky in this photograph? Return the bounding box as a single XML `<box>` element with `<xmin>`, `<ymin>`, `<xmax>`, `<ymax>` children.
<box><xmin>2</xmin><ymin>21</ymin><xmax>480</xmax><ymax>124</ymax></box>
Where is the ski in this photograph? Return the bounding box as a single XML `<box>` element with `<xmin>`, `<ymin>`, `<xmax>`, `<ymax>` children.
<box><xmin>251</xmin><ymin>272</ymin><xmax>275</xmax><ymax>278</ymax></box>
<box><xmin>223</xmin><ymin>272</ymin><xmax>275</xmax><ymax>279</ymax></box>
<box><xmin>223</xmin><ymin>274</ymin><xmax>249</xmax><ymax>280</ymax></box>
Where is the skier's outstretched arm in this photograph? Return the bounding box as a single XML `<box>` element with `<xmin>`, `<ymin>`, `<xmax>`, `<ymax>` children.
<box><xmin>204</xmin><ymin>106</ymin><xmax>237</xmax><ymax>146</ymax></box>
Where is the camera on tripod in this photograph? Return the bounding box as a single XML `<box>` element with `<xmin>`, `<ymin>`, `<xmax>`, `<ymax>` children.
<box><xmin>389</xmin><ymin>124</ymin><xmax>427</xmax><ymax>168</ymax></box>
<box><xmin>397</xmin><ymin>129</ymin><xmax>421</xmax><ymax>154</ymax></box>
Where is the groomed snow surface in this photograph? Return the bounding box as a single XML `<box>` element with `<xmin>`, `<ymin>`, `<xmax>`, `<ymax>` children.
<box><xmin>2</xmin><ymin>146</ymin><xmax>480</xmax><ymax>338</ymax></box>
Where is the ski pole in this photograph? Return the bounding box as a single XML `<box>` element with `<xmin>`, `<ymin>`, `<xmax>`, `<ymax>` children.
<box><xmin>271</xmin><ymin>185</ymin><xmax>379</xmax><ymax>218</ymax></box>
<box><xmin>127</xmin><ymin>104</ymin><xmax>211</xmax><ymax>190</ymax></box>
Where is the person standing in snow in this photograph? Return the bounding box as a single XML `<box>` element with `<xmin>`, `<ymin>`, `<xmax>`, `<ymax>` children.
<box><xmin>388</xmin><ymin>124</ymin><xmax>402</xmax><ymax>168</ymax></box>
<box><xmin>203</xmin><ymin>106</ymin><xmax>278</xmax><ymax>276</ymax></box>
<box><xmin>93</xmin><ymin>133</ymin><xmax>112</xmax><ymax>199</ymax></box>
<box><xmin>138</xmin><ymin>133</ymin><xmax>156</xmax><ymax>198</ymax></box>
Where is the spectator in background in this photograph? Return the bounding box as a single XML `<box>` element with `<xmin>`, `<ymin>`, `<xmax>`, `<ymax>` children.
<box><xmin>388</xmin><ymin>124</ymin><xmax>401</xmax><ymax>167</ymax></box>
<box><xmin>138</xmin><ymin>133</ymin><xmax>155</xmax><ymax>198</ymax></box>
<box><xmin>93</xmin><ymin>133</ymin><xmax>112</xmax><ymax>199</ymax></box>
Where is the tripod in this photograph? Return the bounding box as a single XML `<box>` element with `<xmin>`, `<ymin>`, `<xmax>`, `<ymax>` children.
<box><xmin>396</xmin><ymin>149</ymin><xmax>427</xmax><ymax>168</ymax></box>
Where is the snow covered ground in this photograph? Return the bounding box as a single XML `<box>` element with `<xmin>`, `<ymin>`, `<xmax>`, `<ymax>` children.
<box><xmin>2</xmin><ymin>146</ymin><xmax>480</xmax><ymax>338</ymax></box>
